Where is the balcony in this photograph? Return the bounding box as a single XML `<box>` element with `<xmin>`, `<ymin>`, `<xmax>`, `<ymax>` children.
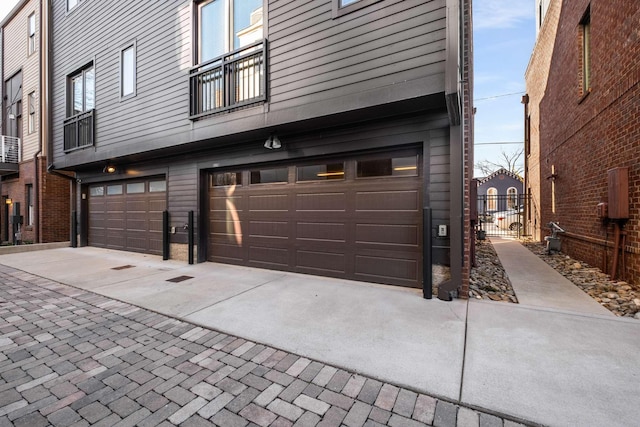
<box><xmin>64</xmin><ymin>109</ymin><xmax>94</xmax><ymax>152</ymax></box>
<box><xmin>0</xmin><ymin>135</ymin><xmax>20</xmax><ymax>175</ymax></box>
<box><xmin>190</xmin><ymin>40</ymin><xmax>267</xmax><ymax>120</ymax></box>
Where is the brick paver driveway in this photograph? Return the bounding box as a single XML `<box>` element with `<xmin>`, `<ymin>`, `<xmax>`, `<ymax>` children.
<box><xmin>0</xmin><ymin>264</ymin><xmax>526</xmax><ymax>427</ymax></box>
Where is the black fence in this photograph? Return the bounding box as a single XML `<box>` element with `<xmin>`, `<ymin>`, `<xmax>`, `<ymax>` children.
<box><xmin>476</xmin><ymin>193</ymin><xmax>530</xmax><ymax>237</ymax></box>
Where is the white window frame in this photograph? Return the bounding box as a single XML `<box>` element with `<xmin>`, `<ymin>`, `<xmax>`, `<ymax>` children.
<box><xmin>120</xmin><ymin>42</ymin><xmax>137</xmax><ymax>100</ymax></box>
<box><xmin>333</xmin><ymin>0</ymin><xmax>382</xmax><ymax>18</ymax></box>
<box><xmin>68</xmin><ymin>62</ymin><xmax>95</xmax><ymax>117</ymax></box>
<box><xmin>28</xmin><ymin>91</ymin><xmax>35</xmax><ymax>134</ymax></box>
<box><xmin>28</xmin><ymin>13</ymin><xmax>36</xmax><ymax>56</ymax></box>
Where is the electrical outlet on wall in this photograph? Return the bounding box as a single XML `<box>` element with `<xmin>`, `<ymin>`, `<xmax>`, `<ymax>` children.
<box><xmin>438</xmin><ymin>224</ymin><xmax>448</xmax><ymax>237</ymax></box>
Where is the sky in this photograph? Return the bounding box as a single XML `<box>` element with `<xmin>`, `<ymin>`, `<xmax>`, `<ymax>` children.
<box><xmin>0</xmin><ymin>0</ymin><xmax>536</xmax><ymax>178</ymax></box>
<box><xmin>473</xmin><ymin>0</ymin><xmax>537</xmax><ymax>178</ymax></box>
<box><xmin>0</xmin><ymin>0</ymin><xmax>20</xmax><ymax>24</ymax></box>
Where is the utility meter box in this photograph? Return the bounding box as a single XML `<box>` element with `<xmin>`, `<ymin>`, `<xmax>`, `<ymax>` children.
<box><xmin>596</xmin><ymin>202</ymin><xmax>608</xmax><ymax>219</ymax></box>
<box><xmin>607</xmin><ymin>167</ymin><xmax>629</xmax><ymax>219</ymax></box>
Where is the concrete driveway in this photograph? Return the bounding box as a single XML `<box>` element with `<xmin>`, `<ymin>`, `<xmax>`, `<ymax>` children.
<box><xmin>1</xmin><ymin>244</ymin><xmax>639</xmax><ymax>427</ymax></box>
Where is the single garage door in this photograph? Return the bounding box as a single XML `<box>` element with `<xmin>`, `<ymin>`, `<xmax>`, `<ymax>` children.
<box><xmin>88</xmin><ymin>179</ymin><xmax>166</xmax><ymax>255</ymax></box>
<box><xmin>208</xmin><ymin>151</ymin><xmax>423</xmax><ymax>287</ymax></box>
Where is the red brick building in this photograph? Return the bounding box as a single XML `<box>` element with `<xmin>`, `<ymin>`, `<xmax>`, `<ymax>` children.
<box><xmin>525</xmin><ymin>0</ymin><xmax>640</xmax><ymax>284</ymax></box>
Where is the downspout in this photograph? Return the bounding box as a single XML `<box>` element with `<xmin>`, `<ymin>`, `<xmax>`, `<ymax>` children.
<box><xmin>33</xmin><ymin>148</ymin><xmax>41</xmax><ymax>242</ymax></box>
<box><xmin>33</xmin><ymin>0</ymin><xmax>44</xmax><ymax>243</ymax></box>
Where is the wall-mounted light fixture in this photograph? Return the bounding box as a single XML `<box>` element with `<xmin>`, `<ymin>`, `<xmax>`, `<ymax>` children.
<box><xmin>103</xmin><ymin>164</ymin><xmax>117</xmax><ymax>174</ymax></box>
<box><xmin>264</xmin><ymin>135</ymin><xmax>282</xmax><ymax>149</ymax></box>
<box><xmin>5</xmin><ymin>198</ymin><xmax>12</xmax><ymax>205</ymax></box>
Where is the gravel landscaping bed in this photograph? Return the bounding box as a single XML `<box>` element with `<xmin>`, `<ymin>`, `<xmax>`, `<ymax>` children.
<box><xmin>521</xmin><ymin>240</ymin><xmax>640</xmax><ymax>319</ymax></box>
<box><xmin>469</xmin><ymin>239</ymin><xmax>518</xmax><ymax>303</ymax></box>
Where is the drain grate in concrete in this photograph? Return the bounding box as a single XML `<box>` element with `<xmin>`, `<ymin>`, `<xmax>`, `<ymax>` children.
<box><xmin>111</xmin><ymin>265</ymin><xmax>135</xmax><ymax>270</ymax></box>
<box><xmin>166</xmin><ymin>275</ymin><xmax>193</xmax><ymax>283</ymax></box>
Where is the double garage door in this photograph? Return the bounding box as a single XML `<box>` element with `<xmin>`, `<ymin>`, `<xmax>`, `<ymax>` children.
<box><xmin>88</xmin><ymin>179</ymin><xmax>166</xmax><ymax>255</ymax></box>
<box><xmin>208</xmin><ymin>151</ymin><xmax>423</xmax><ymax>287</ymax></box>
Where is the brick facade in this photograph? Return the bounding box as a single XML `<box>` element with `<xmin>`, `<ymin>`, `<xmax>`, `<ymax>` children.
<box><xmin>526</xmin><ymin>0</ymin><xmax>640</xmax><ymax>285</ymax></box>
<box><xmin>1</xmin><ymin>157</ymin><xmax>71</xmax><ymax>244</ymax></box>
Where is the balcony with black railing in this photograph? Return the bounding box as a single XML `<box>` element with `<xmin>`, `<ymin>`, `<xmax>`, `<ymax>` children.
<box><xmin>0</xmin><ymin>135</ymin><xmax>20</xmax><ymax>175</ymax></box>
<box><xmin>190</xmin><ymin>40</ymin><xmax>267</xmax><ymax>120</ymax></box>
<box><xmin>64</xmin><ymin>109</ymin><xmax>94</xmax><ymax>152</ymax></box>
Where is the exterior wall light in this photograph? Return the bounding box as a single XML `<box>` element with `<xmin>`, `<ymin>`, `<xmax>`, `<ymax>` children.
<box><xmin>103</xmin><ymin>165</ymin><xmax>117</xmax><ymax>174</ymax></box>
<box><xmin>264</xmin><ymin>135</ymin><xmax>282</xmax><ymax>149</ymax></box>
<box><xmin>5</xmin><ymin>198</ymin><xmax>12</xmax><ymax>205</ymax></box>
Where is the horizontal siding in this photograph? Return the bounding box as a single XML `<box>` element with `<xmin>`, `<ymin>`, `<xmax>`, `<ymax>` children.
<box><xmin>51</xmin><ymin>0</ymin><xmax>448</xmax><ymax>168</ymax></box>
<box><xmin>3</xmin><ymin>0</ymin><xmax>41</xmax><ymax>159</ymax></box>
<box><xmin>268</xmin><ymin>0</ymin><xmax>446</xmax><ymax>111</ymax></box>
<box><xmin>168</xmin><ymin>162</ymin><xmax>198</xmax><ymax>244</ymax></box>
<box><xmin>51</xmin><ymin>0</ymin><xmax>193</xmax><ymax>160</ymax></box>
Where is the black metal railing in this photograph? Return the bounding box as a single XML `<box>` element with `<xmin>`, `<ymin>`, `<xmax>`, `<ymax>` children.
<box><xmin>64</xmin><ymin>109</ymin><xmax>94</xmax><ymax>151</ymax></box>
<box><xmin>189</xmin><ymin>40</ymin><xmax>267</xmax><ymax>119</ymax></box>
<box><xmin>0</xmin><ymin>136</ymin><xmax>20</xmax><ymax>163</ymax></box>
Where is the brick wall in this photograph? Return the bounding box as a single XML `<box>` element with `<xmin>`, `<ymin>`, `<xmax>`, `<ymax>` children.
<box><xmin>38</xmin><ymin>157</ymin><xmax>72</xmax><ymax>242</ymax></box>
<box><xmin>0</xmin><ymin>157</ymin><xmax>71</xmax><ymax>244</ymax></box>
<box><xmin>528</xmin><ymin>0</ymin><xmax>640</xmax><ymax>285</ymax></box>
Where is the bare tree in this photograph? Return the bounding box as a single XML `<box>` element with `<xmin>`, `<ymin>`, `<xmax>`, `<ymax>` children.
<box><xmin>475</xmin><ymin>148</ymin><xmax>524</xmax><ymax>178</ymax></box>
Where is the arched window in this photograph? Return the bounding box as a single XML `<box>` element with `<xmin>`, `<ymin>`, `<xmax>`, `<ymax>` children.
<box><xmin>487</xmin><ymin>187</ymin><xmax>498</xmax><ymax>211</ymax></box>
<box><xmin>507</xmin><ymin>187</ymin><xmax>518</xmax><ymax>209</ymax></box>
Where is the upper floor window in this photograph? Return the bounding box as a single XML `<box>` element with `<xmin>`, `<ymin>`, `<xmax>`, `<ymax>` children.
<box><xmin>28</xmin><ymin>13</ymin><xmax>36</xmax><ymax>55</ymax></box>
<box><xmin>69</xmin><ymin>63</ymin><xmax>95</xmax><ymax>116</ymax></box>
<box><xmin>579</xmin><ymin>6</ymin><xmax>591</xmax><ymax>96</ymax></box>
<box><xmin>67</xmin><ymin>0</ymin><xmax>82</xmax><ymax>12</ymax></box>
<box><xmin>64</xmin><ymin>62</ymin><xmax>95</xmax><ymax>151</ymax></box>
<box><xmin>197</xmin><ymin>0</ymin><xmax>263</xmax><ymax>64</ymax></box>
<box><xmin>120</xmin><ymin>43</ymin><xmax>136</xmax><ymax>99</ymax></box>
<box><xmin>333</xmin><ymin>0</ymin><xmax>380</xmax><ymax>18</ymax></box>
<box><xmin>28</xmin><ymin>92</ymin><xmax>35</xmax><ymax>134</ymax></box>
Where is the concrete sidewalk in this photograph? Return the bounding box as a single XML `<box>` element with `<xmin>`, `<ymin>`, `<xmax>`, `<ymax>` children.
<box><xmin>1</xmin><ymin>243</ymin><xmax>639</xmax><ymax>427</ymax></box>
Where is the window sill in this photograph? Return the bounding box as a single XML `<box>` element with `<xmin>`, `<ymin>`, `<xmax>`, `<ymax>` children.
<box><xmin>332</xmin><ymin>0</ymin><xmax>384</xmax><ymax>19</ymax></box>
<box><xmin>578</xmin><ymin>88</ymin><xmax>591</xmax><ymax>104</ymax></box>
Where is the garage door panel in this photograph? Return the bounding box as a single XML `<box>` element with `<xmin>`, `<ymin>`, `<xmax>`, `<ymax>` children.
<box><xmin>296</xmin><ymin>250</ymin><xmax>346</xmax><ymax>274</ymax></box>
<box><xmin>126</xmin><ymin>236</ymin><xmax>148</xmax><ymax>252</ymax></box>
<box><xmin>296</xmin><ymin>222</ymin><xmax>346</xmax><ymax>242</ymax></box>
<box><xmin>355</xmin><ymin>224</ymin><xmax>419</xmax><ymax>247</ymax></box>
<box><xmin>208</xmin><ymin>151</ymin><xmax>422</xmax><ymax>288</ymax></box>
<box><xmin>88</xmin><ymin>178</ymin><xmax>166</xmax><ymax>256</ymax></box>
<box><xmin>249</xmin><ymin>194</ymin><xmax>289</xmax><ymax>211</ymax></box>
<box><xmin>355</xmin><ymin>254</ymin><xmax>419</xmax><ymax>286</ymax></box>
<box><xmin>211</xmin><ymin>195</ymin><xmax>244</xmax><ymax>212</ymax></box>
<box><xmin>356</xmin><ymin>190</ymin><xmax>420</xmax><ymax>212</ymax></box>
<box><xmin>296</xmin><ymin>192</ymin><xmax>346</xmax><ymax>212</ymax></box>
<box><xmin>248</xmin><ymin>220</ymin><xmax>289</xmax><ymax>238</ymax></box>
<box><xmin>209</xmin><ymin>242</ymin><xmax>245</xmax><ymax>263</ymax></box>
<box><xmin>248</xmin><ymin>246</ymin><xmax>289</xmax><ymax>267</ymax></box>
<box><xmin>126</xmin><ymin>219</ymin><xmax>147</xmax><ymax>231</ymax></box>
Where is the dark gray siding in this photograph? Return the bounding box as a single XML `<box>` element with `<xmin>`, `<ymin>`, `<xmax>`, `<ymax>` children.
<box><xmin>51</xmin><ymin>0</ymin><xmax>447</xmax><ymax>170</ymax></box>
<box><xmin>428</xmin><ymin>128</ymin><xmax>450</xmax><ymax>264</ymax></box>
<box><xmin>268</xmin><ymin>0</ymin><xmax>446</xmax><ymax>111</ymax></box>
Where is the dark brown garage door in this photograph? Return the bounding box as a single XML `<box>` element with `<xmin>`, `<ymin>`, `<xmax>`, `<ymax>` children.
<box><xmin>208</xmin><ymin>152</ymin><xmax>423</xmax><ymax>287</ymax></box>
<box><xmin>88</xmin><ymin>179</ymin><xmax>166</xmax><ymax>255</ymax></box>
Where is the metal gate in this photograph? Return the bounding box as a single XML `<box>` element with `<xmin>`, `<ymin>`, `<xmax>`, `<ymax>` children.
<box><xmin>476</xmin><ymin>193</ymin><xmax>530</xmax><ymax>237</ymax></box>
